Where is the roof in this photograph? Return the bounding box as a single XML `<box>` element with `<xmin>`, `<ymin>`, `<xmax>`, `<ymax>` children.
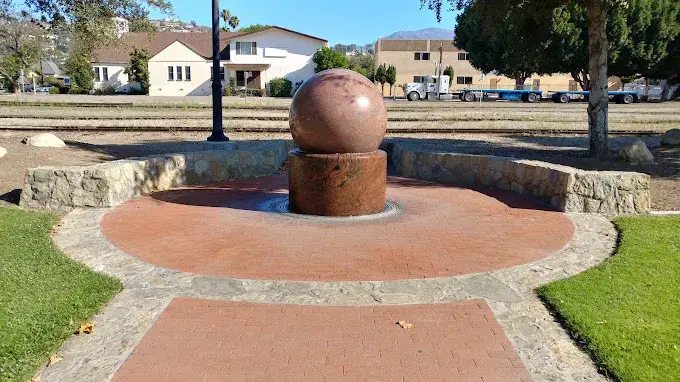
<box><xmin>38</xmin><ymin>60</ymin><xmax>62</xmax><ymax>75</ymax></box>
<box><xmin>92</xmin><ymin>31</ymin><xmax>243</xmax><ymax>63</ymax></box>
<box><xmin>234</xmin><ymin>26</ymin><xmax>327</xmax><ymax>43</ymax></box>
<box><xmin>92</xmin><ymin>26</ymin><xmax>327</xmax><ymax>64</ymax></box>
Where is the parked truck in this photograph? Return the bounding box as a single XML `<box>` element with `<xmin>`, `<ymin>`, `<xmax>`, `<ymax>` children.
<box><xmin>403</xmin><ymin>75</ymin><xmax>453</xmax><ymax>101</ymax></box>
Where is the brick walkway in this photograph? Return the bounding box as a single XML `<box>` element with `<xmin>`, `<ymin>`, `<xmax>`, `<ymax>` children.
<box><xmin>112</xmin><ymin>298</ymin><xmax>530</xmax><ymax>382</ymax></box>
<box><xmin>101</xmin><ymin>176</ymin><xmax>574</xmax><ymax>281</ymax></box>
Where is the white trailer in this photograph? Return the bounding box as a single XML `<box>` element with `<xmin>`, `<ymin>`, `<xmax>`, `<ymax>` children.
<box><xmin>403</xmin><ymin>75</ymin><xmax>452</xmax><ymax>101</ymax></box>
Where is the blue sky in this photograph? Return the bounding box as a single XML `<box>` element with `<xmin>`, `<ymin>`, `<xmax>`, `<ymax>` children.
<box><xmin>149</xmin><ymin>0</ymin><xmax>459</xmax><ymax>45</ymax></box>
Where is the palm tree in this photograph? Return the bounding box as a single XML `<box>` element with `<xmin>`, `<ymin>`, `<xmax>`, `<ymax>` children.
<box><xmin>221</xmin><ymin>9</ymin><xmax>231</xmax><ymax>26</ymax></box>
<box><xmin>228</xmin><ymin>16</ymin><xmax>239</xmax><ymax>31</ymax></box>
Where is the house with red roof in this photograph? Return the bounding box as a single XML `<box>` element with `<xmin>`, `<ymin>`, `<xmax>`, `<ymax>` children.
<box><xmin>91</xmin><ymin>26</ymin><xmax>327</xmax><ymax>96</ymax></box>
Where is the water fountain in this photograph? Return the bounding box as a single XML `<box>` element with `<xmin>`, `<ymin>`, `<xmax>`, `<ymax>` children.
<box><xmin>288</xmin><ymin>69</ymin><xmax>388</xmax><ymax>216</ymax></box>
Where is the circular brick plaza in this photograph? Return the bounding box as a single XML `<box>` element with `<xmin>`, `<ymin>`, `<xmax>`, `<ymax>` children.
<box><xmin>101</xmin><ymin>175</ymin><xmax>575</xmax><ymax>281</ymax></box>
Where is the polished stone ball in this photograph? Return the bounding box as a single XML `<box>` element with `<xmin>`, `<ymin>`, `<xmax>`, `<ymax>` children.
<box><xmin>289</xmin><ymin>69</ymin><xmax>387</xmax><ymax>154</ymax></box>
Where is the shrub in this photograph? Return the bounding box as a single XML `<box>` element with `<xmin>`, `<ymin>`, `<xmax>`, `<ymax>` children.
<box><xmin>48</xmin><ymin>87</ymin><xmax>59</xmax><ymax>94</ymax></box>
<box><xmin>127</xmin><ymin>88</ymin><xmax>147</xmax><ymax>95</ymax></box>
<box><xmin>68</xmin><ymin>84</ymin><xmax>89</xmax><ymax>94</ymax></box>
<box><xmin>294</xmin><ymin>80</ymin><xmax>304</xmax><ymax>94</ymax></box>
<box><xmin>94</xmin><ymin>85</ymin><xmax>116</xmax><ymax>95</ymax></box>
<box><xmin>269</xmin><ymin>78</ymin><xmax>292</xmax><ymax>97</ymax></box>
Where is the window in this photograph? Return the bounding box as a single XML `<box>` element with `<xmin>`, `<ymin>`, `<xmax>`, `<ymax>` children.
<box><xmin>102</xmin><ymin>67</ymin><xmax>108</xmax><ymax>82</ymax></box>
<box><xmin>176</xmin><ymin>66</ymin><xmax>183</xmax><ymax>81</ymax></box>
<box><xmin>458</xmin><ymin>52</ymin><xmax>469</xmax><ymax>61</ymax></box>
<box><xmin>236</xmin><ymin>41</ymin><xmax>257</xmax><ymax>55</ymax></box>
<box><xmin>456</xmin><ymin>76</ymin><xmax>473</xmax><ymax>85</ymax></box>
<box><xmin>168</xmin><ymin>66</ymin><xmax>174</xmax><ymax>81</ymax></box>
<box><xmin>210</xmin><ymin>66</ymin><xmax>225</xmax><ymax>81</ymax></box>
<box><xmin>414</xmin><ymin>52</ymin><xmax>430</xmax><ymax>61</ymax></box>
<box><xmin>185</xmin><ymin>66</ymin><xmax>191</xmax><ymax>81</ymax></box>
<box><xmin>94</xmin><ymin>67</ymin><xmax>101</xmax><ymax>82</ymax></box>
<box><xmin>413</xmin><ymin>76</ymin><xmax>424</xmax><ymax>83</ymax></box>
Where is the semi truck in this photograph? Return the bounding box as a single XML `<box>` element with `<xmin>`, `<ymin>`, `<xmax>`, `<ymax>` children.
<box><xmin>403</xmin><ymin>75</ymin><xmax>453</xmax><ymax>101</ymax></box>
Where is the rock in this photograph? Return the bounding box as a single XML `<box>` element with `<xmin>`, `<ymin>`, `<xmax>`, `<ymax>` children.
<box><xmin>661</xmin><ymin>129</ymin><xmax>680</xmax><ymax>146</ymax></box>
<box><xmin>619</xmin><ymin>140</ymin><xmax>654</xmax><ymax>164</ymax></box>
<box><xmin>0</xmin><ymin>146</ymin><xmax>6</xmax><ymax>159</ymax></box>
<box><xmin>23</xmin><ymin>133</ymin><xmax>66</xmax><ymax>148</ymax></box>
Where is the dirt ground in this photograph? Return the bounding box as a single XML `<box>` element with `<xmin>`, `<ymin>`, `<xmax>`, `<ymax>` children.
<box><xmin>1</xmin><ymin>130</ymin><xmax>677</xmax><ymax>211</ymax></box>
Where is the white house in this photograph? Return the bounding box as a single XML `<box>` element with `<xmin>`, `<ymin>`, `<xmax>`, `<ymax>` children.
<box><xmin>91</xmin><ymin>27</ymin><xmax>327</xmax><ymax>96</ymax></box>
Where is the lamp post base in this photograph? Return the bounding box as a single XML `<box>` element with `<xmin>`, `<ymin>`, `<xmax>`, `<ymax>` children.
<box><xmin>206</xmin><ymin>133</ymin><xmax>229</xmax><ymax>142</ymax></box>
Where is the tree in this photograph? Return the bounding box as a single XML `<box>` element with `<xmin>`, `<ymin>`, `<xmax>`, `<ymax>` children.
<box><xmin>349</xmin><ymin>53</ymin><xmax>375</xmax><ymax>80</ymax></box>
<box><xmin>124</xmin><ymin>48</ymin><xmax>150</xmax><ymax>94</ymax></box>
<box><xmin>386</xmin><ymin>64</ymin><xmax>397</xmax><ymax>95</ymax></box>
<box><xmin>375</xmin><ymin>63</ymin><xmax>387</xmax><ymax>93</ymax></box>
<box><xmin>443</xmin><ymin>65</ymin><xmax>454</xmax><ymax>78</ymax></box>
<box><xmin>64</xmin><ymin>48</ymin><xmax>93</xmax><ymax>91</ymax></box>
<box><xmin>312</xmin><ymin>46</ymin><xmax>349</xmax><ymax>73</ymax></box>
<box><xmin>420</xmin><ymin>0</ymin><xmax>674</xmax><ymax>158</ymax></box>
<box><xmin>129</xmin><ymin>19</ymin><xmax>158</xmax><ymax>33</ymax></box>
<box><xmin>25</xmin><ymin>0</ymin><xmax>173</xmax><ymax>55</ymax></box>
<box><xmin>220</xmin><ymin>9</ymin><xmax>239</xmax><ymax>31</ymax></box>
<box><xmin>333</xmin><ymin>44</ymin><xmax>348</xmax><ymax>54</ymax></box>
<box><xmin>239</xmin><ymin>24</ymin><xmax>270</xmax><ymax>33</ymax></box>
<box><xmin>454</xmin><ymin>0</ymin><xmax>552</xmax><ymax>88</ymax></box>
<box><xmin>0</xmin><ymin>7</ymin><xmax>44</xmax><ymax>92</ymax></box>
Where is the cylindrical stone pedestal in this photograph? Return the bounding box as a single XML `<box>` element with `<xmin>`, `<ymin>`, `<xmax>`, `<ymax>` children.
<box><xmin>288</xmin><ymin>149</ymin><xmax>387</xmax><ymax>216</ymax></box>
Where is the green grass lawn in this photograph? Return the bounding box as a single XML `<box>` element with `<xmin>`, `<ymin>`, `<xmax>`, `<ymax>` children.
<box><xmin>539</xmin><ymin>216</ymin><xmax>680</xmax><ymax>381</ymax></box>
<box><xmin>0</xmin><ymin>207</ymin><xmax>121</xmax><ymax>382</ymax></box>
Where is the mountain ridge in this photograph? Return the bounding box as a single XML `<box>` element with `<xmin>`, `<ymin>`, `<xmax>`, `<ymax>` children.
<box><xmin>383</xmin><ymin>27</ymin><xmax>454</xmax><ymax>40</ymax></box>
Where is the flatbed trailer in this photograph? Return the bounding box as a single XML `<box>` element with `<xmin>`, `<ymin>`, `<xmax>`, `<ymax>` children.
<box><xmin>550</xmin><ymin>90</ymin><xmax>640</xmax><ymax>104</ymax></box>
<box><xmin>459</xmin><ymin>89</ymin><xmax>543</xmax><ymax>103</ymax></box>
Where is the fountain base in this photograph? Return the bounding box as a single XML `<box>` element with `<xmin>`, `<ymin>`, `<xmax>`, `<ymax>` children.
<box><xmin>288</xmin><ymin>149</ymin><xmax>387</xmax><ymax>217</ymax></box>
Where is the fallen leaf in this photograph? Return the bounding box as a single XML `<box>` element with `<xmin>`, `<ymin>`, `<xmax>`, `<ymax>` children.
<box><xmin>48</xmin><ymin>354</ymin><xmax>63</xmax><ymax>366</ymax></box>
<box><xmin>397</xmin><ymin>321</ymin><xmax>414</xmax><ymax>329</ymax></box>
<box><xmin>75</xmin><ymin>322</ymin><xmax>94</xmax><ymax>335</ymax></box>
<box><xmin>30</xmin><ymin>376</ymin><xmax>40</xmax><ymax>382</ymax></box>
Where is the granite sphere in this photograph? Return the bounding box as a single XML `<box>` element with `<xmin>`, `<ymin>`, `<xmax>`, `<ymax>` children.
<box><xmin>289</xmin><ymin>69</ymin><xmax>387</xmax><ymax>154</ymax></box>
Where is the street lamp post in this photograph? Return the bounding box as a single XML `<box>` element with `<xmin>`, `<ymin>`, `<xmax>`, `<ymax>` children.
<box><xmin>207</xmin><ymin>0</ymin><xmax>228</xmax><ymax>142</ymax></box>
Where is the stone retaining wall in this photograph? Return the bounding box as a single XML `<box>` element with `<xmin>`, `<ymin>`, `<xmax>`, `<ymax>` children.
<box><xmin>20</xmin><ymin>141</ymin><xmax>292</xmax><ymax>210</ymax></box>
<box><xmin>387</xmin><ymin>142</ymin><xmax>650</xmax><ymax>215</ymax></box>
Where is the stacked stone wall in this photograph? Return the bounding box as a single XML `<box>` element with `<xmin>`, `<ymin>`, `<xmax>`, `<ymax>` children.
<box><xmin>388</xmin><ymin>142</ymin><xmax>650</xmax><ymax>215</ymax></box>
<box><xmin>20</xmin><ymin>141</ymin><xmax>290</xmax><ymax>210</ymax></box>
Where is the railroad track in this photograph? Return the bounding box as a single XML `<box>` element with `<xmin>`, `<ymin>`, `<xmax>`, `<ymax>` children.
<box><xmin>1</xmin><ymin>114</ymin><xmax>678</xmax><ymax>124</ymax></box>
<box><xmin>0</xmin><ymin>125</ymin><xmax>663</xmax><ymax>135</ymax></box>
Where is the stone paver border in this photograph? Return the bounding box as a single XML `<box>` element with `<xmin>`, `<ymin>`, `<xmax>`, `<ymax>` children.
<box><xmin>38</xmin><ymin>208</ymin><xmax>616</xmax><ymax>381</ymax></box>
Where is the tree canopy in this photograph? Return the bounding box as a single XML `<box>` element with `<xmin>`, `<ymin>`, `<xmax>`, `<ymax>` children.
<box><xmin>312</xmin><ymin>47</ymin><xmax>349</xmax><ymax>73</ymax></box>
<box><xmin>419</xmin><ymin>0</ymin><xmax>680</xmax><ymax>158</ymax></box>
<box><xmin>239</xmin><ymin>24</ymin><xmax>270</xmax><ymax>33</ymax></box>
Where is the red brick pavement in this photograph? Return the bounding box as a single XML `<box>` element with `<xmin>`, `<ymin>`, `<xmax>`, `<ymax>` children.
<box><xmin>101</xmin><ymin>176</ymin><xmax>574</xmax><ymax>281</ymax></box>
<box><xmin>112</xmin><ymin>298</ymin><xmax>531</xmax><ymax>382</ymax></box>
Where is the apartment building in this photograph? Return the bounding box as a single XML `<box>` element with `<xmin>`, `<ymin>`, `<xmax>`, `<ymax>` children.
<box><xmin>374</xmin><ymin>38</ymin><xmax>622</xmax><ymax>96</ymax></box>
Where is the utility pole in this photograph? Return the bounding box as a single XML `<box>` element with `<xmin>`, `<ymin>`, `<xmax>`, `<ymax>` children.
<box><xmin>207</xmin><ymin>0</ymin><xmax>228</xmax><ymax>142</ymax></box>
<box><xmin>438</xmin><ymin>43</ymin><xmax>443</xmax><ymax>100</ymax></box>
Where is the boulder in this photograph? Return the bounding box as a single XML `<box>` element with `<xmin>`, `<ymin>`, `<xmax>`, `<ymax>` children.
<box><xmin>0</xmin><ymin>146</ymin><xmax>6</xmax><ymax>159</ymax></box>
<box><xmin>23</xmin><ymin>133</ymin><xmax>66</xmax><ymax>148</ymax></box>
<box><xmin>619</xmin><ymin>140</ymin><xmax>654</xmax><ymax>164</ymax></box>
<box><xmin>661</xmin><ymin>129</ymin><xmax>680</xmax><ymax>146</ymax></box>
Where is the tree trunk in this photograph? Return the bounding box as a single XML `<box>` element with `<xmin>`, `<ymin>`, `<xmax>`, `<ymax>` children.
<box><xmin>586</xmin><ymin>0</ymin><xmax>609</xmax><ymax>159</ymax></box>
<box><xmin>514</xmin><ymin>75</ymin><xmax>527</xmax><ymax>90</ymax></box>
<box><xmin>389</xmin><ymin>84</ymin><xmax>393</xmax><ymax>96</ymax></box>
<box><xmin>660</xmin><ymin>79</ymin><xmax>670</xmax><ymax>101</ymax></box>
<box><xmin>381</xmin><ymin>82</ymin><xmax>385</xmax><ymax>94</ymax></box>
